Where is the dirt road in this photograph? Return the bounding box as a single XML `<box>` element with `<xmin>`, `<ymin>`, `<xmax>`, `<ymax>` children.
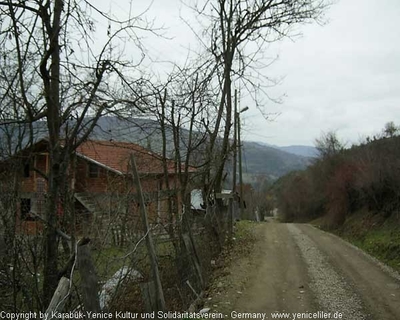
<box><xmin>206</xmin><ymin>222</ymin><xmax>400</xmax><ymax>320</ymax></box>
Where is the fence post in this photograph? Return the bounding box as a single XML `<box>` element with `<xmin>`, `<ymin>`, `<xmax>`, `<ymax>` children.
<box><xmin>45</xmin><ymin>277</ymin><xmax>70</xmax><ymax>319</ymax></box>
<box><xmin>77</xmin><ymin>239</ymin><xmax>101</xmax><ymax>315</ymax></box>
<box><xmin>130</xmin><ymin>154</ymin><xmax>166</xmax><ymax>311</ymax></box>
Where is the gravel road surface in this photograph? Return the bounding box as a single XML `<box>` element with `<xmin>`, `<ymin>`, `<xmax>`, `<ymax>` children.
<box><xmin>208</xmin><ymin>222</ymin><xmax>400</xmax><ymax>320</ymax></box>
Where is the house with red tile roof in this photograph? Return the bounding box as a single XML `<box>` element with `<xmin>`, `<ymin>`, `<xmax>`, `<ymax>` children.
<box><xmin>4</xmin><ymin>139</ymin><xmax>194</xmax><ymax>242</ymax></box>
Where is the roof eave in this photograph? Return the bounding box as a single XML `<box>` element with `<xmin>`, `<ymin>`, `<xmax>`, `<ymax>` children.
<box><xmin>75</xmin><ymin>152</ymin><xmax>124</xmax><ymax>175</ymax></box>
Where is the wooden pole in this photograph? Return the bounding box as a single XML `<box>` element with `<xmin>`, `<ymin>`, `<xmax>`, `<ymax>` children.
<box><xmin>130</xmin><ymin>154</ymin><xmax>166</xmax><ymax>311</ymax></box>
<box><xmin>230</xmin><ymin>89</ymin><xmax>238</xmax><ymax>239</ymax></box>
<box><xmin>45</xmin><ymin>277</ymin><xmax>70</xmax><ymax>319</ymax></box>
<box><xmin>237</xmin><ymin>106</ymin><xmax>249</xmax><ymax>219</ymax></box>
<box><xmin>77</xmin><ymin>240</ymin><xmax>101</xmax><ymax>316</ymax></box>
<box><xmin>238</xmin><ymin>111</ymin><xmax>244</xmax><ymax>219</ymax></box>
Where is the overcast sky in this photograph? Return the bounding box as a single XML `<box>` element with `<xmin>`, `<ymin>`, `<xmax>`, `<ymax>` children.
<box><xmin>103</xmin><ymin>0</ymin><xmax>400</xmax><ymax>147</ymax></box>
<box><xmin>258</xmin><ymin>0</ymin><xmax>400</xmax><ymax>147</ymax></box>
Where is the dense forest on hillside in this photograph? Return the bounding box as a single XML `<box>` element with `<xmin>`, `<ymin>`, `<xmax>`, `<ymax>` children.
<box><xmin>273</xmin><ymin>127</ymin><xmax>400</xmax><ymax>228</ymax></box>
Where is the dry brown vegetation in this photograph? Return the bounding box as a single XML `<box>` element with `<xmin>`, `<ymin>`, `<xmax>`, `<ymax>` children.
<box><xmin>274</xmin><ymin>130</ymin><xmax>400</xmax><ymax>228</ymax></box>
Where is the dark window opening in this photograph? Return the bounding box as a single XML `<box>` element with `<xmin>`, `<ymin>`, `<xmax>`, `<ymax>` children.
<box><xmin>35</xmin><ymin>154</ymin><xmax>47</xmax><ymax>174</ymax></box>
<box><xmin>20</xmin><ymin>198</ymin><xmax>34</xmax><ymax>221</ymax></box>
<box><xmin>88</xmin><ymin>162</ymin><xmax>99</xmax><ymax>178</ymax></box>
<box><xmin>23</xmin><ymin>163</ymin><xmax>30</xmax><ymax>178</ymax></box>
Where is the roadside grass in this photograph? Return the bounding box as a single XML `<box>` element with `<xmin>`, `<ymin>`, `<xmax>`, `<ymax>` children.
<box><xmin>331</xmin><ymin>209</ymin><xmax>400</xmax><ymax>273</ymax></box>
<box><xmin>234</xmin><ymin>220</ymin><xmax>258</xmax><ymax>241</ymax></box>
<box><xmin>219</xmin><ymin>220</ymin><xmax>261</xmax><ymax>261</ymax></box>
<box><xmin>348</xmin><ymin>227</ymin><xmax>400</xmax><ymax>272</ymax></box>
<box><xmin>209</xmin><ymin>220</ymin><xmax>262</xmax><ymax>272</ymax></box>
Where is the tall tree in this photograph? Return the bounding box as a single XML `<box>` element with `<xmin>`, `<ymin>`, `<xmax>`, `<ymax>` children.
<box><xmin>315</xmin><ymin>131</ymin><xmax>345</xmax><ymax>159</ymax></box>
<box><xmin>190</xmin><ymin>0</ymin><xmax>328</xmax><ymax>194</ymax></box>
<box><xmin>0</xmin><ymin>0</ymin><xmax>154</xmax><ymax>306</ymax></box>
<box><xmin>383</xmin><ymin>121</ymin><xmax>399</xmax><ymax>138</ymax></box>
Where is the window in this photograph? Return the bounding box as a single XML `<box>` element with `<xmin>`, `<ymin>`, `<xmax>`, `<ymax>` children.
<box><xmin>88</xmin><ymin>162</ymin><xmax>99</xmax><ymax>178</ymax></box>
<box><xmin>20</xmin><ymin>198</ymin><xmax>32</xmax><ymax>220</ymax></box>
<box><xmin>35</xmin><ymin>154</ymin><xmax>47</xmax><ymax>174</ymax></box>
<box><xmin>23</xmin><ymin>163</ymin><xmax>30</xmax><ymax>178</ymax></box>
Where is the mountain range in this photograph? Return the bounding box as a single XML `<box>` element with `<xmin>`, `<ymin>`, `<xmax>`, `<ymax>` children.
<box><xmin>90</xmin><ymin>117</ymin><xmax>316</xmax><ymax>182</ymax></box>
<box><xmin>258</xmin><ymin>143</ymin><xmax>318</xmax><ymax>158</ymax></box>
<box><xmin>0</xmin><ymin>116</ymin><xmax>317</xmax><ymax>182</ymax></box>
<box><xmin>240</xmin><ymin>141</ymin><xmax>314</xmax><ymax>182</ymax></box>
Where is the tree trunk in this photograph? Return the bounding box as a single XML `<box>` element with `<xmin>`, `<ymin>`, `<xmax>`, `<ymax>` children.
<box><xmin>42</xmin><ymin>0</ymin><xmax>64</xmax><ymax>305</ymax></box>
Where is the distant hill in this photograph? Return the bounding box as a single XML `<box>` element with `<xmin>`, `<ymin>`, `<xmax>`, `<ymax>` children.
<box><xmin>255</xmin><ymin>141</ymin><xmax>318</xmax><ymax>158</ymax></box>
<box><xmin>241</xmin><ymin>141</ymin><xmax>311</xmax><ymax>182</ymax></box>
<box><xmin>0</xmin><ymin>117</ymin><xmax>311</xmax><ymax>181</ymax></box>
<box><xmin>91</xmin><ymin>117</ymin><xmax>311</xmax><ymax>181</ymax></box>
<box><xmin>277</xmin><ymin>145</ymin><xmax>318</xmax><ymax>158</ymax></box>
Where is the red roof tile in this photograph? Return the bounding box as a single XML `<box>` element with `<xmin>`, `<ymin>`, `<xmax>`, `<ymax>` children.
<box><xmin>75</xmin><ymin>140</ymin><xmax>183</xmax><ymax>175</ymax></box>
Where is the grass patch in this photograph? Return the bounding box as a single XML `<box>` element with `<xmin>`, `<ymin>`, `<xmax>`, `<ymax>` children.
<box><xmin>334</xmin><ymin>209</ymin><xmax>400</xmax><ymax>272</ymax></box>
<box><xmin>234</xmin><ymin>220</ymin><xmax>255</xmax><ymax>238</ymax></box>
<box><xmin>93</xmin><ymin>246</ymin><xmax>127</xmax><ymax>279</ymax></box>
<box><xmin>354</xmin><ymin>228</ymin><xmax>400</xmax><ymax>271</ymax></box>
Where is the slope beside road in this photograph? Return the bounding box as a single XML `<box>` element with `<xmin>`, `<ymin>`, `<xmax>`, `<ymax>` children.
<box><xmin>205</xmin><ymin>222</ymin><xmax>400</xmax><ymax>320</ymax></box>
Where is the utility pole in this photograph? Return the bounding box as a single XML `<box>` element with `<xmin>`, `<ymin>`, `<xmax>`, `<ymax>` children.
<box><xmin>230</xmin><ymin>89</ymin><xmax>238</xmax><ymax>240</ymax></box>
<box><xmin>237</xmin><ymin>106</ymin><xmax>248</xmax><ymax>219</ymax></box>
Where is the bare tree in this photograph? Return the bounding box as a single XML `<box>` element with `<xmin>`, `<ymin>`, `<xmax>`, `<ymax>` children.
<box><xmin>0</xmin><ymin>0</ymin><xmax>156</xmax><ymax>306</ymax></box>
<box><xmin>188</xmin><ymin>0</ymin><xmax>328</xmax><ymax>195</ymax></box>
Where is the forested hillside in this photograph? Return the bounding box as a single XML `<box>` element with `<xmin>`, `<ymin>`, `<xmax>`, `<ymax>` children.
<box><xmin>241</xmin><ymin>141</ymin><xmax>311</xmax><ymax>181</ymax></box>
<box><xmin>273</xmin><ymin>130</ymin><xmax>400</xmax><ymax>270</ymax></box>
<box><xmin>275</xmin><ymin>132</ymin><xmax>400</xmax><ymax>224</ymax></box>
